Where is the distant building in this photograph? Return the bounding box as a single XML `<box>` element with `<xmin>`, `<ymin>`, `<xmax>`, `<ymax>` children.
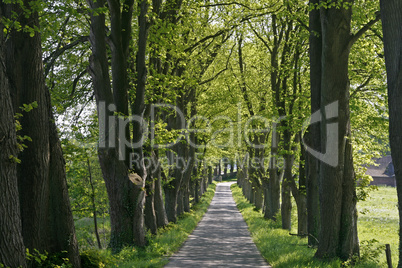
<box><xmin>365</xmin><ymin>155</ymin><xmax>396</xmax><ymax>187</ymax></box>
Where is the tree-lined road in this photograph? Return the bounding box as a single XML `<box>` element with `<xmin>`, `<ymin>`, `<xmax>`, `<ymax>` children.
<box><xmin>165</xmin><ymin>182</ymin><xmax>271</xmax><ymax>267</ymax></box>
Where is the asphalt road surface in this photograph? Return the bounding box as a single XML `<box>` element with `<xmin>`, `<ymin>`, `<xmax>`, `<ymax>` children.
<box><xmin>165</xmin><ymin>182</ymin><xmax>271</xmax><ymax>267</ymax></box>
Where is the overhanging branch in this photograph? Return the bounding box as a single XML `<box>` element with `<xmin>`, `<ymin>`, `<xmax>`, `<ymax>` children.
<box><xmin>44</xmin><ymin>35</ymin><xmax>89</xmax><ymax>77</ymax></box>
<box><xmin>348</xmin><ymin>11</ymin><xmax>381</xmax><ymax>48</ymax></box>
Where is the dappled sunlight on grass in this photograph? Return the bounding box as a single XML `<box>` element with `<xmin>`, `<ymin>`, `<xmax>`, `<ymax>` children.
<box><xmin>231</xmin><ymin>183</ymin><xmax>391</xmax><ymax>268</ymax></box>
<box><xmin>357</xmin><ymin>186</ymin><xmax>398</xmax><ymax>267</ymax></box>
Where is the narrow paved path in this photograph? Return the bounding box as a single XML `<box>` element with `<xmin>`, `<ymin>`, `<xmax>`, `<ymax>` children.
<box><xmin>165</xmin><ymin>182</ymin><xmax>271</xmax><ymax>267</ymax></box>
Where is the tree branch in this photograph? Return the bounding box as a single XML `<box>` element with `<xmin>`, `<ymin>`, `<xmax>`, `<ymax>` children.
<box><xmin>70</xmin><ymin>69</ymin><xmax>88</xmax><ymax>98</ymax></box>
<box><xmin>44</xmin><ymin>36</ymin><xmax>89</xmax><ymax>77</ymax></box>
<box><xmin>184</xmin><ymin>27</ymin><xmax>234</xmax><ymax>53</ymax></box>
<box><xmin>349</xmin><ymin>11</ymin><xmax>381</xmax><ymax>48</ymax></box>
<box><xmin>350</xmin><ymin>74</ymin><xmax>373</xmax><ymax>98</ymax></box>
<box><xmin>200</xmin><ymin>2</ymin><xmax>275</xmax><ymax>11</ymax></box>
<box><xmin>248</xmin><ymin>20</ymin><xmax>273</xmax><ymax>54</ymax></box>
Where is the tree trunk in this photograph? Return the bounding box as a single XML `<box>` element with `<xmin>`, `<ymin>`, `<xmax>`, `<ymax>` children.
<box><xmin>177</xmin><ymin>190</ymin><xmax>184</xmax><ymax>216</ymax></box>
<box><xmin>164</xmin><ymin>185</ymin><xmax>179</xmax><ymax>223</ymax></box>
<box><xmin>47</xmin><ymin>106</ymin><xmax>81</xmax><ymax>266</ymax></box>
<box><xmin>7</xmin><ymin>5</ymin><xmax>50</xmax><ymax>253</ymax></box>
<box><xmin>153</xmin><ymin>152</ymin><xmax>168</xmax><ymax>228</ymax></box>
<box><xmin>315</xmin><ymin>3</ymin><xmax>359</xmax><ymax>260</ymax></box>
<box><xmin>163</xmin><ymin>94</ymin><xmax>187</xmax><ymax>222</ymax></box>
<box><xmin>163</xmin><ymin>149</ymin><xmax>184</xmax><ymax>223</ymax></box>
<box><xmin>183</xmin><ymin>183</ymin><xmax>191</xmax><ymax>212</ymax></box>
<box><xmin>4</xmin><ymin>1</ymin><xmax>80</xmax><ymax>265</ymax></box>
<box><xmin>307</xmin><ymin>0</ymin><xmax>322</xmax><ymax>247</ymax></box>
<box><xmin>237</xmin><ymin>168</ymin><xmax>243</xmax><ymax>188</ymax></box>
<box><xmin>0</xmin><ymin>21</ymin><xmax>26</xmax><ymax>266</ymax></box>
<box><xmin>281</xmin><ymin>153</ymin><xmax>293</xmax><ymax>230</ymax></box>
<box><xmin>208</xmin><ymin>166</ymin><xmax>213</xmax><ymax>184</ymax></box>
<box><xmin>254</xmin><ymin>186</ymin><xmax>264</xmax><ymax>210</ymax></box>
<box><xmin>380</xmin><ymin>0</ymin><xmax>402</xmax><ymax>266</ymax></box>
<box><xmin>264</xmin><ymin>128</ymin><xmax>281</xmax><ymax>220</ymax></box>
<box><xmin>296</xmin><ymin>138</ymin><xmax>308</xmax><ymax>236</ymax></box>
<box><xmin>87</xmin><ymin>0</ymin><xmax>146</xmax><ymax>250</ymax></box>
<box><xmin>130</xmin><ymin>0</ymin><xmax>150</xmax><ymax>247</ymax></box>
<box><xmin>87</xmin><ymin>159</ymin><xmax>102</xmax><ymax>249</ymax></box>
<box><xmin>145</xmin><ymin>178</ymin><xmax>157</xmax><ymax>235</ymax></box>
<box><xmin>194</xmin><ymin>178</ymin><xmax>200</xmax><ymax>204</ymax></box>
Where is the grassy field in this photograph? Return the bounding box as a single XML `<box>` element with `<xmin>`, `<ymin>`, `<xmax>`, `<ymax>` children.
<box><xmin>357</xmin><ymin>186</ymin><xmax>398</xmax><ymax>267</ymax></box>
<box><xmin>231</xmin><ymin>184</ymin><xmax>398</xmax><ymax>267</ymax></box>
<box><xmin>75</xmin><ymin>182</ymin><xmax>217</xmax><ymax>267</ymax></box>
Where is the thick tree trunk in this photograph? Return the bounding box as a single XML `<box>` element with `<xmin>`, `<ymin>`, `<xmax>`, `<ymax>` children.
<box><xmin>47</xmin><ymin>100</ymin><xmax>81</xmax><ymax>266</ymax></box>
<box><xmin>315</xmin><ymin>4</ymin><xmax>359</xmax><ymax>260</ymax></box>
<box><xmin>7</xmin><ymin>6</ymin><xmax>50</xmax><ymax>253</ymax></box>
<box><xmin>87</xmin><ymin>0</ymin><xmax>143</xmax><ymax>250</ymax></box>
<box><xmin>264</xmin><ymin>128</ymin><xmax>281</xmax><ymax>220</ymax></box>
<box><xmin>200</xmin><ymin>177</ymin><xmax>205</xmax><ymax>196</ymax></box>
<box><xmin>254</xmin><ymin>186</ymin><xmax>264</xmax><ymax>210</ymax></box>
<box><xmin>307</xmin><ymin>0</ymin><xmax>322</xmax><ymax>247</ymax></box>
<box><xmin>100</xmin><ymin>151</ymin><xmax>135</xmax><ymax>250</ymax></box>
<box><xmin>180</xmin><ymin>135</ymin><xmax>195</xmax><ymax>212</ymax></box>
<box><xmin>163</xmin><ymin>152</ymin><xmax>184</xmax><ymax>223</ymax></box>
<box><xmin>296</xmin><ymin>139</ymin><xmax>308</xmax><ymax>236</ymax></box>
<box><xmin>380</xmin><ymin>0</ymin><xmax>402</xmax><ymax>266</ymax></box>
<box><xmin>177</xmin><ymin>190</ymin><xmax>184</xmax><ymax>216</ymax></box>
<box><xmin>0</xmin><ymin>23</ymin><xmax>26</xmax><ymax>267</ymax></box>
<box><xmin>130</xmin><ymin>0</ymin><xmax>150</xmax><ymax>247</ymax></box>
<box><xmin>183</xmin><ymin>183</ymin><xmax>191</xmax><ymax>212</ymax></box>
<box><xmin>237</xmin><ymin>168</ymin><xmax>243</xmax><ymax>188</ymax></box>
<box><xmin>208</xmin><ymin>166</ymin><xmax>213</xmax><ymax>184</ymax></box>
<box><xmin>296</xmin><ymin>195</ymin><xmax>308</xmax><ymax>236</ymax></box>
<box><xmin>145</xmin><ymin>178</ymin><xmax>157</xmax><ymax>235</ymax></box>
<box><xmin>164</xmin><ymin>185</ymin><xmax>179</xmax><ymax>223</ymax></box>
<box><xmin>203</xmin><ymin>167</ymin><xmax>208</xmax><ymax>192</ymax></box>
<box><xmin>281</xmin><ymin>153</ymin><xmax>293</xmax><ymax>230</ymax></box>
<box><xmin>153</xmin><ymin>152</ymin><xmax>168</xmax><ymax>228</ymax></box>
<box><xmin>4</xmin><ymin>1</ymin><xmax>80</xmax><ymax>265</ymax></box>
<box><xmin>194</xmin><ymin>179</ymin><xmax>200</xmax><ymax>203</ymax></box>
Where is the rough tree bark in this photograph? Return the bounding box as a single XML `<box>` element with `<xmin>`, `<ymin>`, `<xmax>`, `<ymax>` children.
<box><xmin>0</xmin><ymin>15</ymin><xmax>26</xmax><ymax>266</ymax></box>
<box><xmin>208</xmin><ymin>166</ymin><xmax>213</xmax><ymax>184</ymax></box>
<box><xmin>264</xmin><ymin>126</ymin><xmax>281</xmax><ymax>220</ymax></box>
<box><xmin>306</xmin><ymin>0</ymin><xmax>322</xmax><ymax>246</ymax></box>
<box><xmin>315</xmin><ymin>1</ymin><xmax>360</xmax><ymax>260</ymax></box>
<box><xmin>4</xmin><ymin>1</ymin><xmax>80</xmax><ymax>265</ymax></box>
<box><xmin>379</xmin><ymin>0</ymin><xmax>402</xmax><ymax>266</ymax></box>
<box><xmin>153</xmin><ymin>150</ymin><xmax>169</xmax><ymax>228</ymax></box>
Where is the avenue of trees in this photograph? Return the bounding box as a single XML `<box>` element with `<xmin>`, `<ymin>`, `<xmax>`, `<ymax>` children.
<box><xmin>0</xmin><ymin>0</ymin><xmax>401</xmax><ymax>267</ymax></box>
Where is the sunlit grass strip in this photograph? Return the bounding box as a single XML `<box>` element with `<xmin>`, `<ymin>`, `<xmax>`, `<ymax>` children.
<box><xmin>357</xmin><ymin>186</ymin><xmax>399</xmax><ymax>267</ymax></box>
<box><xmin>112</xmin><ymin>182</ymin><xmax>217</xmax><ymax>268</ymax></box>
<box><xmin>230</xmin><ymin>184</ymin><xmax>382</xmax><ymax>268</ymax></box>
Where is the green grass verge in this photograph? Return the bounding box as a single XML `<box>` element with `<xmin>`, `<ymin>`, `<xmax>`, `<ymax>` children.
<box><xmin>79</xmin><ymin>182</ymin><xmax>217</xmax><ymax>268</ymax></box>
<box><xmin>230</xmin><ymin>184</ymin><xmax>392</xmax><ymax>268</ymax></box>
